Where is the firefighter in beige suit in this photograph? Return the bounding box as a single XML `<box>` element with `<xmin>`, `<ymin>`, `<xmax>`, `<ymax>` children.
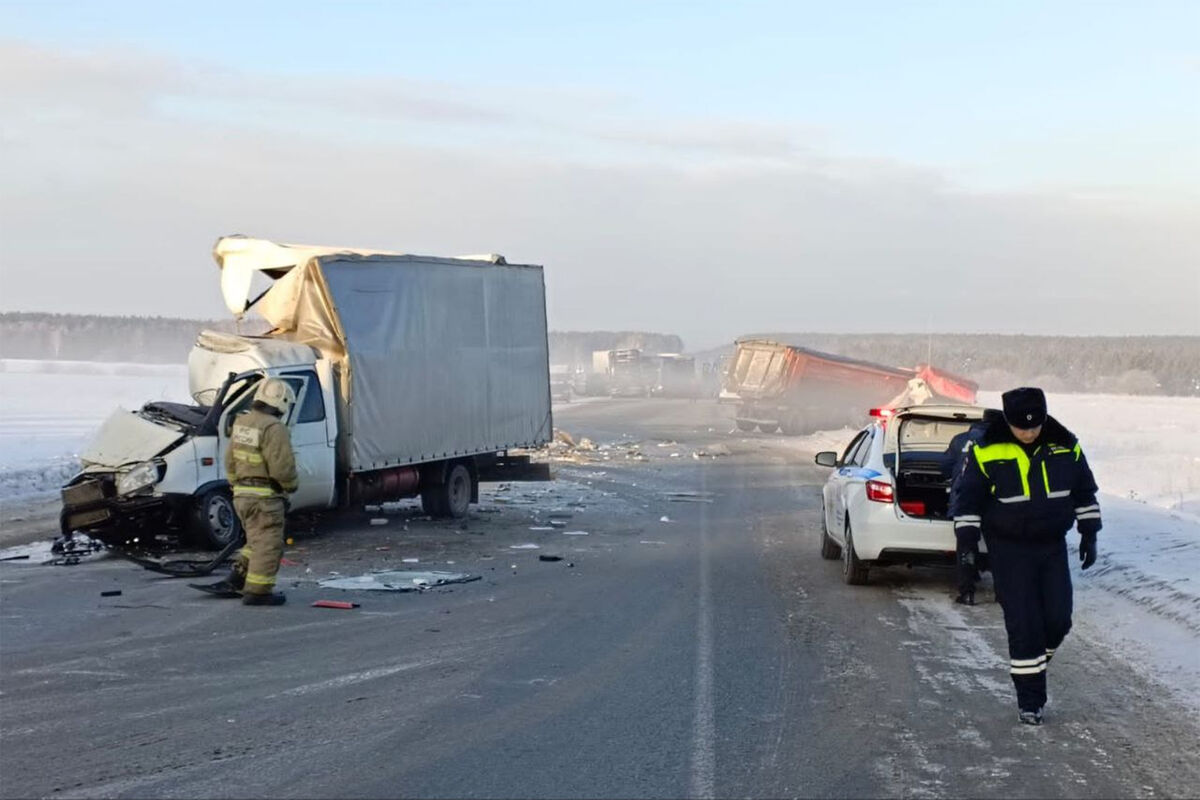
<box><xmin>199</xmin><ymin>378</ymin><xmax>298</xmax><ymax>606</ymax></box>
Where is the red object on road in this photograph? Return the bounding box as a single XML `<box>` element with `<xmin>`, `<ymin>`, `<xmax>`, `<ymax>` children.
<box><xmin>311</xmin><ymin>600</ymin><xmax>360</xmax><ymax>609</ymax></box>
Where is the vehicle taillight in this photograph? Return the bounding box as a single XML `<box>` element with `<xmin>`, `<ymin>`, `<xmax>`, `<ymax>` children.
<box><xmin>866</xmin><ymin>479</ymin><xmax>894</xmax><ymax>503</ymax></box>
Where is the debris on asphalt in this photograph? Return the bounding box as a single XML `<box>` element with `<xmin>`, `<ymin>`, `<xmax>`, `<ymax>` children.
<box><xmin>319</xmin><ymin>571</ymin><xmax>480</xmax><ymax>592</ymax></box>
<box><xmin>549</xmin><ymin>520</ymin><xmax>568</xmax><ymax>528</ymax></box>
<box><xmin>660</xmin><ymin>516</ymin><xmax>671</xmax><ymax>523</ymax></box>
<box><xmin>562</xmin><ymin>530</ymin><xmax>589</xmax><ymax>536</ymax></box>
<box><xmin>100</xmin><ymin>590</ymin><xmax>122</xmax><ymax>597</ymax></box>
<box><xmin>693</xmin><ymin>443</ymin><xmax>732</xmax><ymax>458</ymax></box>
<box><xmin>402</xmin><ymin>558</ymin><xmax>419</xmax><ymax>563</ymax></box>
<box><xmin>280</xmin><ymin>557</ymin><xmax>302</xmax><ymax>566</ymax></box>
<box><xmin>509</xmin><ymin>543</ymin><xmax>541</xmax><ymax>550</ymax></box>
<box><xmin>664</xmin><ymin>491</ymin><xmax>715</xmax><ymax>503</ymax></box>
<box><xmin>369</xmin><ymin>518</ymin><xmax>389</xmax><ymax>526</ymax></box>
<box><xmin>538</xmin><ymin>554</ymin><xmax>564</xmax><ymax>562</ymax></box>
<box><xmin>530</xmin><ymin>526</ymin><xmax>554</xmax><ymax>531</ymax></box>
<box><xmin>312</xmin><ymin>600</ymin><xmax>360</xmax><ymax>609</ymax></box>
<box><xmin>0</xmin><ymin>554</ymin><xmax>31</xmax><ymax>561</ymax></box>
<box><xmin>640</xmin><ymin>540</ymin><xmax>667</xmax><ymax>546</ymax></box>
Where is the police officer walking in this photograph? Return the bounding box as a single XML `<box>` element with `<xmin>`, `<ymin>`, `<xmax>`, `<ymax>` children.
<box><xmin>195</xmin><ymin>378</ymin><xmax>298</xmax><ymax>606</ymax></box>
<box><xmin>949</xmin><ymin>387</ymin><xmax>1101</xmax><ymax>725</ymax></box>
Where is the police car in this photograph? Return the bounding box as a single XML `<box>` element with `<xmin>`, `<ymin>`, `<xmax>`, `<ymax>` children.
<box><xmin>814</xmin><ymin>404</ymin><xmax>990</xmax><ymax>585</ymax></box>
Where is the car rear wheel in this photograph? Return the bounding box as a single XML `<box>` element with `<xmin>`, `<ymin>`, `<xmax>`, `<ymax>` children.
<box><xmin>820</xmin><ymin>502</ymin><xmax>841</xmax><ymax>560</ymax></box>
<box><xmin>841</xmin><ymin>519</ymin><xmax>870</xmax><ymax>585</ymax></box>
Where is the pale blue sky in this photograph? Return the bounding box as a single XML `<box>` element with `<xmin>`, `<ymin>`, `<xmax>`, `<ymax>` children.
<box><xmin>5</xmin><ymin>0</ymin><xmax>1196</xmax><ymax>189</ymax></box>
<box><xmin>1</xmin><ymin>1</ymin><xmax>1197</xmax><ymax>343</ymax></box>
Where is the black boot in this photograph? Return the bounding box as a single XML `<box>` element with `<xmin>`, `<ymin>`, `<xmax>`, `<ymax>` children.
<box><xmin>1018</xmin><ymin>708</ymin><xmax>1044</xmax><ymax>726</ymax></box>
<box><xmin>189</xmin><ymin>579</ymin><xmax>242</xmax><ymax>598</ymax></box>
<box><xmin>242</xmin><ymin>591</ymin><xmax>286</xmax><ymax>606</ymax></box>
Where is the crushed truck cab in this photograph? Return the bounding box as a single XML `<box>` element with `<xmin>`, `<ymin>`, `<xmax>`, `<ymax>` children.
<box><xmin>61</xmin><ymin>235</ymin><xmax>553</xmax><ymax>548</ymax></box>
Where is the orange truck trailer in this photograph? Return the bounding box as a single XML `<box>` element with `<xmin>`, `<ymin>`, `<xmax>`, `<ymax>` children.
<box><xmin>719</xmin><ymin>338</ymin><xmax>977</xmax><ymax>435</ymax></box>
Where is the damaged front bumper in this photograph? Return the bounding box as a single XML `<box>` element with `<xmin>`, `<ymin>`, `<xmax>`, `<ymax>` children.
<box><xmin>60</xmin><ymin>473</ymin><xmax>186</xmax><ymax>545</ymax></box>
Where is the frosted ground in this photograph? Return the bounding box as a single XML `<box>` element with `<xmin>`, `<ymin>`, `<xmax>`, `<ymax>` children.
<box><xmin>2</xmin><ymin>359</ymin><xmax>1198</xmax><ymax>712</ymax></box>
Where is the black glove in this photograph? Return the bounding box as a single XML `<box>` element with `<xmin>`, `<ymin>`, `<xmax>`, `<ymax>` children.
<box><xmin>955</xmin><ymin>548</ymin><xmax>978</xmax><ymax>605</ymax></box>
<box><xmin>1079</xmin><ymin>532</ymin><xmax>1097</xmax><ymax>570</ymax></box>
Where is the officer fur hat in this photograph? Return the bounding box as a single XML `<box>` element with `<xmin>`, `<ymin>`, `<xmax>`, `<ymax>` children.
<box><xmin>1002</xmin><ymin>387</ymin><xmax>1047</xmax><ymax>430</ymax></box>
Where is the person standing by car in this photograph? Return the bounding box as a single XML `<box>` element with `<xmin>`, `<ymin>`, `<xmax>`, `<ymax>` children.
<box><xmin>949</xmin><ymin>387</ymin><xmax>1101</xmax><ymax>725</ymax></box>
<box><xmin>195</xmin><ymin>378</ymin><xmax>298</xmax><ymax>606</ymax></box>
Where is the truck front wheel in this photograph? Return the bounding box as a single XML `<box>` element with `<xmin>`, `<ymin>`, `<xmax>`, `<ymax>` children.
<box><xmin>191</xmin><ymin>488</ymin><xmax>242</xmax><ymax>550</ymax></box>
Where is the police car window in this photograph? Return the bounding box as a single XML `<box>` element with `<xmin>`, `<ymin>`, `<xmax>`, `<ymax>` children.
<box><xmin>281</xmin><ymin>371</ymin><xmax>326</xmax><ymax>424</ymax></box>
<box><xmin>850</xmin><ymin>431</ymin><xmax>873</xmax><ymax>467</ymax></box>
<box><xmin>841</xmin><ymin>432</ymin><xmax>868</xmax><ymax>465</ymax></box>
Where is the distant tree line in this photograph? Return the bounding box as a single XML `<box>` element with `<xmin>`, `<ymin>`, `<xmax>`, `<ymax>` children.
<box><xmin>695</xmin><ymin>333</ymin><xmax>1200</xmax><ymax>397</ymax></box>
<box><xmin>0</xmin><ymin>313</ymin><xmax>268</xmax><ymax>364</ymax></box>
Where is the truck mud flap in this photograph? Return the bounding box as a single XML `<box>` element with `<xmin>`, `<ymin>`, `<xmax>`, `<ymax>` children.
<box><xmin>476</xmin><ymin>455</ymin><xmax>552</xmax><ymax>483</ymax></box>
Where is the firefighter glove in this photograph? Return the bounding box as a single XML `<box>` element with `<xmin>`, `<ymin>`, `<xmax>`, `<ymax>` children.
<box><xmin>1079</xmin><ymin>532</ymin><xmax>1097</xmax><ymax>571</ymax></box>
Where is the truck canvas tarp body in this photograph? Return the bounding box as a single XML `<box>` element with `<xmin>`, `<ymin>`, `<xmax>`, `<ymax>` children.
<box><xmin>228</xmin><ymin>246</ymin><xmax>553</xmax><ymax>472</ymax></box>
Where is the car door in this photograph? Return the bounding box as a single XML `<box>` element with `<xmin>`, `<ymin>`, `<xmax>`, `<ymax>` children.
<box><xmin>278</xmin><ymin>370</ymin><xmax>337</xmax><ymax>511</ymax></box>
<box><xmin>829</xmin><ymin>429</ymin><xmax>870</xmax><ymax>539</ymax></box>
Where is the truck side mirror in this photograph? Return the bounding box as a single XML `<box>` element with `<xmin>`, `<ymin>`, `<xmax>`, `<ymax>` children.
<box><xmin>814</xmin><ymin>451</ymin><xmax>839</xmax><ymax>468</ymax></box>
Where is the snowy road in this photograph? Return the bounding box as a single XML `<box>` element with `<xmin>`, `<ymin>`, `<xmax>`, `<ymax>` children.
<box><xmin>2</xmin><ymin>397</ymin><xmax>1198</xmax><ymax>798</ymax></box>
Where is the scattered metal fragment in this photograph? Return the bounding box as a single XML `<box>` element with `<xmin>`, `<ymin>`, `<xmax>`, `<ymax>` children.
<box><xmin>538</xmin><ymin>555</ymin><xmax>564</xmax><ymax>562</ymax></box>
<box><xmin>0</xmin><ymin>554</ymin><xmax>31</xmax><ymax>561</ymax></box>
<box><xmin>319</xmin><ymin>570</ymin><xmax>480</xmax><ymax>592</ymax></box>
<box><xmin>100</xmin><ymin>590</ymin><xmax>122</xmax><ymax>597</ymax></box>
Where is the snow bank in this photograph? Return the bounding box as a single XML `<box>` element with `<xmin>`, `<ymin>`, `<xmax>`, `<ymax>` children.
<box><xmin>0</xmin><ymin>359</ymin><xmax>189</xmax><ymax>501</ymax></box>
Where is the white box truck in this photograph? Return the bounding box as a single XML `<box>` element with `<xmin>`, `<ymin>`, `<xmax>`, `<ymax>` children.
<box><xmin>60</xmin><ymin>236</ymin><xmax>553</xmax><ymax>548</ymax></box>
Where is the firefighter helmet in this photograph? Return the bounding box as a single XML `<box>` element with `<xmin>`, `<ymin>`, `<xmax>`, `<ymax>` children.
<box><xmin>254</xmin><ymin>378</ymin><xmax>295</xmax><ymax>417</ymax></box>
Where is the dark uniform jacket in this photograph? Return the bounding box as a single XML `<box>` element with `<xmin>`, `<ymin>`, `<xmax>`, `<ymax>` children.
<box><xmin>949</xmin><ymin>415</ymin><xmax>1101</xmax><ymax>546</ymax></box>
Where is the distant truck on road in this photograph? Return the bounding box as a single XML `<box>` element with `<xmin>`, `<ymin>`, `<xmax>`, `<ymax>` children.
<box><xmin>720</xmin><ymin>338</ymin><xmax>977</xmax><ymax>434</ymax></box>
<box><xmin>60</xmin><ymin>236</ymin><xmax>553</xmax><ymax>549</ymax></box>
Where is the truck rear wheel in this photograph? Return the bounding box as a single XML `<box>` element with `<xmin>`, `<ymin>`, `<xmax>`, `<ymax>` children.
<box><xmin>758</xmin><ymin>422</ymin><xmax>780</xmax><ymax>434</ymax></box>
<box><xmin>780</xmin><ymin>413</ymin><xmax>806</xmax><ymax>436</ymax></box>
<box><xmin>735</xmin><ymin>419</ymin><xmax>756</xmax><ymax>432</ymax></box>
<box><xmin>422</xmin><ymin>462</ymin><xmax>474</xmax><ymax>519</ymax></box>
<box><xmin>191</xmin><ymin>488</ymin><xmax>242</xmax><ymax>550</ymax></box>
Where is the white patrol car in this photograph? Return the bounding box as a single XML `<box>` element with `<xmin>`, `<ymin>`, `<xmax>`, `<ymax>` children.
<box><xmin>814</xmin><ymin>404</ymin><xmax>991</xmax><ymax>585</ymax></box>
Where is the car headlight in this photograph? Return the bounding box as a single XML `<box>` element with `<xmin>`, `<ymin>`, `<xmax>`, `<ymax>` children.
<box><xmin>116</xmin><ymin>461</ymin><xmax>164</xmax><ymax>496</ymax></box>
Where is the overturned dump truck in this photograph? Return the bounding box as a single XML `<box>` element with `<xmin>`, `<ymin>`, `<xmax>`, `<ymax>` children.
<box><xmin>720</xmin><ymin>338</ymin><xmax>977</xmax><ymax>435</ymax></box>
<box><xmin>60</xmin><ymin>235</ymin><xmax>553</xmax><ymax>549</ymax></box>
